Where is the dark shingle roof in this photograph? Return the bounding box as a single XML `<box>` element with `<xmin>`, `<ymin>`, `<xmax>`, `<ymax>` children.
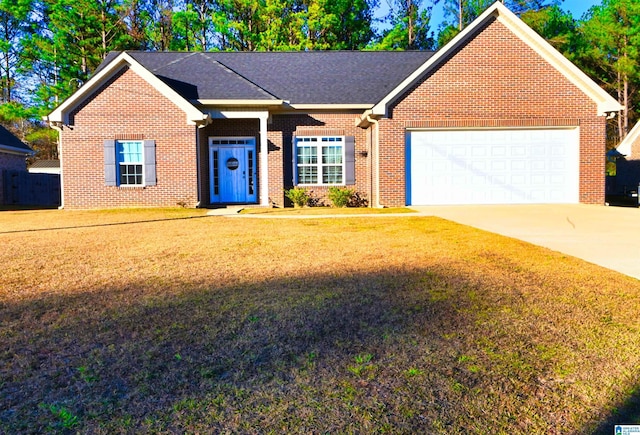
<box><xmin>106</xmin><ymin>51</ymin><xmax>435</xmax><ymax>105</ymax></box>
<box><xmin>29</xmin><ymin>159</ymin><xmax>60</xmax><ymax>169</ymax></box>
<box><xmin>0</xmin><ymin>124</ymin><xmax>32</xmax><ymax>153</ymax></box>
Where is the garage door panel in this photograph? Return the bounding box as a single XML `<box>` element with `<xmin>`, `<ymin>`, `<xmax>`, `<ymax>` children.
<box><xmin>408</xmin><ymin>128</ymin><xmax>579</xmax><ymax>205</ymax></box>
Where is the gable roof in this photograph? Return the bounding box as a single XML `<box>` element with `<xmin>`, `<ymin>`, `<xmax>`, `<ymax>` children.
<box><xmin>47</xmin><ymin>52</ymin><xmax>210</xmax><ymax>125</ymax></box>
<box><xmin>370</xmin><ymin>1</ymin><xmax>623</xmax><ymax>117</ymax></box>
<box><xmin>123</xmin><ymin>51</ymin><xmax>435</xmax><ymax>106</ymax></box>
<box><xmin>616</xmin><ymin>122</ymin><xmax>640</xmax><ymax>156</ymax></box>
<box><xmin>48</xmin><ymin>50</ymin><xmax>435</xmax><ymax>124</ymax></box>
<box><xmin>0</xmin><ymin>124</ymin><xmax>33</xmax><ymax>155</ymax></box>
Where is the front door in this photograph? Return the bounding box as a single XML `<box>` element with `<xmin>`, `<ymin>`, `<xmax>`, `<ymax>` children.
<box><xmin>209</xmin><ymin>137</ymin><xmax>257</xmax><ymax>204</ymax></box>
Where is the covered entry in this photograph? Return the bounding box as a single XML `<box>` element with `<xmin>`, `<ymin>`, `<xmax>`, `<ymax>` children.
<box><xmin>209</xmin><ymin>137</ymin><xmax>257</xmax><ymax>204</ymax></box>
<box><xmin>406</xmin><ymin>128</ymin><xmax>580</xmax><ymax>205</ymax></box>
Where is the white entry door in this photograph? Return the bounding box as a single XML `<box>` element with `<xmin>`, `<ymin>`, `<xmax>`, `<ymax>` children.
<box><xmin>209</xmin><ymin>137</ymin><xmax>257</xmax><ymax>204</ymax></box>
<box><xmin>407</xmin><ymin>129</ymin><xmax>580</xmax><ymax>205</ymax></box>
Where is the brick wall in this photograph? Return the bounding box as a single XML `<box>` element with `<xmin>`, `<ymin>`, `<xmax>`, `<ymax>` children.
<box><xmin>0</xmin><ymin>152</ymin><xmax>27</xmax><ymax>172</ymax></box>
<box><xmin>632</xmin><ymin>138</ymin><xmax>640</xmax><ymax>160</ymax></box>
<box><xmin>378</xmin><ymin>17</ymin><xmax>607</xmax><ymax>206</ymax></box>
<box><xmin>62</xmin><ymin>67</ymin><xmax>199</xmax><ymax>209</ymax></box>
<box><xmin>268</xmin><ymin>113</ymin><xmax>369</xmax><ymax>207</ymax></box>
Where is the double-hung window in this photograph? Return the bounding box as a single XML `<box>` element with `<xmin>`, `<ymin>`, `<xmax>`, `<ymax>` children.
<box><xmin>117</xmin><ymin>140</ymin><xmax>143</xmax><ymax>186</ymax></box>
<box><xmin>104</xmin><ymin>139</ymin><xmax>156</xmax><ymax>187</ymax></box>
<box><xmin>295</xmin><ymin>136</ymin><xmax>346</xmax><ymax>185</ymax></box>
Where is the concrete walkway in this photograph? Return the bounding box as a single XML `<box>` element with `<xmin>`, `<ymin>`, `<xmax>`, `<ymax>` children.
<box><xmin>413</xmin><ymin>204</ymin><xmax>640</xmax><ymax>280</ymax></box>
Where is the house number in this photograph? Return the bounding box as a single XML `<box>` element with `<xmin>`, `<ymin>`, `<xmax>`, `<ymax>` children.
<box><xmin>226</xmin><ymin>158</ymin><xmax>239</xmax><ymax>170</ymax></box>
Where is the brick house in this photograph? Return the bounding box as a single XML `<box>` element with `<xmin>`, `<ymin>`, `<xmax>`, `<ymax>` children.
<box><xmin>46</xmin><ymin>2</ymin><xmax>621</xmax><ymax>209</ymax></box>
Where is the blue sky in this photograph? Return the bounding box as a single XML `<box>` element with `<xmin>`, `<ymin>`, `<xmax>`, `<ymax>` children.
<box><xmin>375</xmin><ymin>0</ymin><xmax>603</xmax><ymax>31</ymax></box>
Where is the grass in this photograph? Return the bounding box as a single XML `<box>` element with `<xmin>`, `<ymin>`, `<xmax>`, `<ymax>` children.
<box><xmin>1</xmin><ymin>208</ymin><xmax>640</xmax><ymax>433</ymax></box>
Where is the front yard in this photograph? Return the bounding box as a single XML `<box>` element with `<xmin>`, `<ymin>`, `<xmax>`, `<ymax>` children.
<box><xmin>1</xmin><ymin>208</ymin><xmax>639</xmax><ymax>433</ymax></box>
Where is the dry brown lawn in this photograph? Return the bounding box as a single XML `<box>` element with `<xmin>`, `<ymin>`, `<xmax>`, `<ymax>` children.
<box><xmin>1</xmin><ymin>208</ymin><xmax>639</xmax><ymax>434</ymax></box>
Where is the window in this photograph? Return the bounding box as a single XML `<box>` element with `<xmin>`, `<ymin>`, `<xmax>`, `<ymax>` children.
<box><xmin>104</xmin><ymin>139</ymin><xmax>156</xmax><ymax>187</ymax></box>
<box><xmin>117</xmin><ymin>140</ymin><xmax>143</xmax><ymax>185</ymax></box>
<box><xmin>295</xmin><ymin>136</ymin><xmax>345</xmax><ymax>185</ymax></box>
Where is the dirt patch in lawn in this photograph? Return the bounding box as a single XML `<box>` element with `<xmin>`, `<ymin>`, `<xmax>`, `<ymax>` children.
<box><xmin>1</xmin><ymin>210</ymin><xmax>639</xmax><ymax>433</ymax></box>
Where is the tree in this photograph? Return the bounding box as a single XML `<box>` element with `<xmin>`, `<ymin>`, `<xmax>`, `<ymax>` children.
<box><xmin>438</xmin><ymin>0</ymin><xmax>560</xmax><ymax>47</ymax></box>
<box><xmin>519</xmin><ymin>5</ymin><xmax>576</xmax><ymax>50</ymax></box>
<box><xmin>306</xmin><ymin>0</ymin><xmax>375</xmax><ymax>50</ymax></box>
<box><xmin>572</xmin><ymin>0</ymin><xmax>640</xmax><ymax>142</ymax></box>
<box><xmin>0</xmin><ymin>0</ymin><xmax>33</xmax><ymax>103</ymax></box>
<box><xmin>373</xmin><ymin>0</ymin><xmax>435</xmax><ymax>50</ymax></box>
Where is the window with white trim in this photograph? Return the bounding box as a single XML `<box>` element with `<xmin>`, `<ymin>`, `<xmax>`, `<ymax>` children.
<box><xmin>295</xmin><ymin>136</ymin><xmax>345</xmax><ymax>185</ymax></box>
<box><xmin>117</xmin><ymin>140</ymin><xmax>144</xmax><ymax>186</ymax></box>
<box><xmin>104</xmin><ymin>139</ymin><xmax>156</xmax><ymax>187</ymax></box>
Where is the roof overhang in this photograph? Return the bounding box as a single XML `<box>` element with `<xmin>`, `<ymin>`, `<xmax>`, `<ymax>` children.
<box><xmin>193</xmin><ymin>99</ymin><xmax>285</xmax><ymax>107</ymax></box>
<box><xmin>0</xmin><ymin>144</ymin><xmax>34</xmax><ymax>156</ymax></box>
<box><xmin>371</xmin><ymin>1</ymin><xmax>623</xmax><ymax>118</ymax></box>
<box><xmin>617</xmin><ymin>121</ymin><xmax>640</xmax><ymax>156</ymax></box>
<box><xmin>46</xmin><ymin>52</ymin><xmax>209</xmax><ymax>126</ymax></box>
<box><xmin>288</xmin><ymin>103</ymin><xmax>374</xmax><ymax>110</ymax></box>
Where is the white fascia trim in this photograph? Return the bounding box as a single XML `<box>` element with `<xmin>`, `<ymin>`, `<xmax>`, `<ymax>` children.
<box><xmin>617</xmin><ymin>121</ymin><xmax>640</xmax><ymax>156</ymax></box>
<box><xmin>0</xmin><ymin>144</ymin><xmax>34</xmax><ymax>156</ymax></box>
<box><xmin>372</xmin><ymin>2</ymin><xmax>622</xmax><ymax>117</ymax></box>
<box><xmin>289</xmin><ymin>104</ymin><xmax>373</xmax><ymax>110</ymax></box>
<box><xmin>194</xmin><ymin>99</ymin><xmax>284</xmax><ymax>106</ymax></box>
<box><xmin>47</xmin><ymin>52</ymin><xmax>208</xmax><ymax>126</ymax></box>
<box><xmin>205</xmin><ymin>109</ymin><xmax>269</xmax><ymax>120</ymax></box>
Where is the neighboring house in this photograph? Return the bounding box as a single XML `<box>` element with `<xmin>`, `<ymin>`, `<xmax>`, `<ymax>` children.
<box><xmin>0</xmin><ymin>124</ymin><xmax>33</xmax><ymax>205</ymax></box>
<box><xmin>28</xmin><ymin>159</ymin><xmax>61</xmax><ymax>175</ymax></box>
<box><xmin>613</xmin><ymin>122</ymin><xmax>640</xmax><ymax>196</ymax></box>
<box><xmin>46</xmin><ymin>2</ymin><xmax>621</xmax><ymax>210</ymax></box>
<box><xmin>0</xmin><ymin>124</ymin><xmax>32</xmax><ymax>172</ymax></box>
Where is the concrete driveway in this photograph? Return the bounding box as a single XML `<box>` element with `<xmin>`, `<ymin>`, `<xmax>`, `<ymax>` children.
<box><xmin>412</xmin><ymin>204</ymin><xmax>640</xmax><ymax>280</ymax></box>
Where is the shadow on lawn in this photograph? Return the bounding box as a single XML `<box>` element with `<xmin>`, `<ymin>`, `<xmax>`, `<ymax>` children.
<box><xmin>0</xmin><ymin>268</ymin><xmax>473</xmax><ymax>433</ymax></box>
<box><xmin>593</xmin><ymin>390</ymin><xmax>640</xmax><ymax>434</ymax></box>
<box><xmin>1</xmin><ymin>266</ymin><xmax>638</xmax><ymax>433</ymax></box>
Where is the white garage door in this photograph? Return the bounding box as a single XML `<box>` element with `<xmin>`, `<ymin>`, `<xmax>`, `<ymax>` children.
<box><xmin>407</xmin><ymin>129</ymin><xmax>580</xmax><ymax>205</ymax></box>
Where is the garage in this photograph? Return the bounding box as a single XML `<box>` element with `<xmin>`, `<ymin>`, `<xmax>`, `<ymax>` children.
<box><xmin>407</xmin><ymin>128</ymin><xmax>580</xmax><ymax>205</ymax></box>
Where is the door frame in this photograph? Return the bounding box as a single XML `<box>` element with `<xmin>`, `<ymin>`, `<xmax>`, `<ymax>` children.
<box><xmin>209</xmin><ymin>137</ymin><xmax>258</xmax><ymax>204</ymax></box>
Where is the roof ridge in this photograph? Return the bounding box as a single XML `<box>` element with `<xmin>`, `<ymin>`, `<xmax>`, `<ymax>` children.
<box><xmin>141</xmin><ymin>51</ymin><xmax>198</xmax><ymax>73</ymax></box>
<box><xmin>202</xmin><ymin>53</ymin><xmax>281</xmax><ymax>100</ymax></box>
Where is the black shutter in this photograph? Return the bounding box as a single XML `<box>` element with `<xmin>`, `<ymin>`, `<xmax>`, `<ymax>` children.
<box><xmin>143</xmin><ymin>140</ymin><xmax>156</xmax><ymax>186</ymax></box>
<box><xmin>345</xmin><ymin>136</ymin><xmax>355</xmax><ymax>185</ymax></box>
<box><xmin>104</xmin><ymin>139</ymin><xmax>116</xmax><ymax>186</ymax></box>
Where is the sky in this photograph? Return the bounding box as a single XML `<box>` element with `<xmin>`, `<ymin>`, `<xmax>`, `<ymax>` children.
<box><xmin>375</xmin><ymin>0</ymin><xmax>604</xmax><ymax>31</ymax></box>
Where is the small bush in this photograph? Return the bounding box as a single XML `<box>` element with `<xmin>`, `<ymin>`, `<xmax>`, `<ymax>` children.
<box><xmin>284</xmin><ymin>187</ymin><xmax>310</xmax><ymax>207</ymax></box>
<box><xmin>327</xmin><ymin>186</ymin><xmax>355</xmax><ymax>208</ymax></box>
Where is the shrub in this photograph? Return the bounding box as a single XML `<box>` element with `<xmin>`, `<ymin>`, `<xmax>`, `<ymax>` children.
<box><xmin>327</xmin><ymin>186</ymin><xmax>355</xmax><ymax>208</ymax></box>
<box><xmin>284</xmin><ymin>187</ymin><xmax>310</xmax><ymax>207</ymax></box>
